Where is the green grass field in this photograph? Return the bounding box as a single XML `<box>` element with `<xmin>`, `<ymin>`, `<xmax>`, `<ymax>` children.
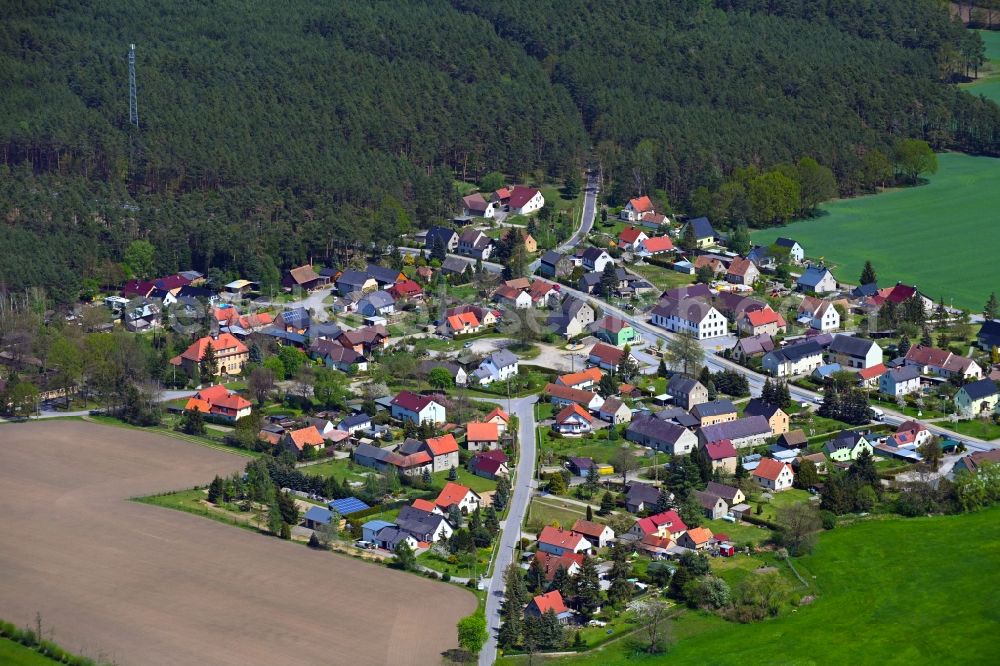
<box><xmin>535</xmin><ymin>507</ymin><xmax>1000</xmax><ymax>665</ymax></box>
<box><xmin>751</xmin><ymin>152</ymin><xmax>1000</xmax><ymax>310</ymax></box>
<box><xmin>962</xmin><ymin>30</ymin><xmax>1000</xmax><ymax>105</ymax></box>
<box><xmin>0</xmin><ymin>639</ymin><xmax>58</xmax><ymax>666</ymax></box>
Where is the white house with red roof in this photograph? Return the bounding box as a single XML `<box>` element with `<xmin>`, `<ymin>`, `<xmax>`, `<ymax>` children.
<box><xmin>888</xmin><ymin>420</ymin><xmax>932</xmax><ymax>448</ymax></box>
<box><xmin>465</xmin><ymin>421</ymin><xmax>500</xmax><ymax>451</ymax></box>
<box><xmin>435</xmin><ymin>482</ymin><xmax>481</xmax><ymax>514</ymax></box>
<box><xmin>619</xmin><ymin>195</ymin><xmax>655</xmax><ymax>222</ymax></box>
<box><xmin>508</xmin><ymin>186</ymin><xmax>545</xmax><ymax>215</ymax></box>
<box><xmin>281</xmin><ymin>426</ymin><xmax>326</xmax><ymax>455</ymax></box>
<box><xmin>618</xmin><ymin>226</ymin><xmax>648</xmax><ymax>250</ymax></box>
<box><xmin>903</xmin><ymin>345</ymin><xmax>982</xmax><ymax>380</ymax></box>
<box><xmin>533</xmin><ymin>551</ymin><xmax>584</xmax><ymax>581</ymax></box>
<box><xmin>571</xmin><ymin>519</ymin><xmax>615</xmax><ymax>548</ymax></box>
<box><xmin>857</xmin><ymin>363</ymin><xmax>887</xmax><ymax>388</ymax></box>
<box><xmin>538</xmin><ymin>526</ymin><xmax>592</xmax><ymax>556</ymax></box>
<box><xmin>390</xmin><ymin>391</ymin><xmax>446</xmax><ymax>425</ymax></box>
<box><xmin>184</xmin><ymin>384</ymin><xmax>253</xmax><ymax>422</ymax></box>
<box><xmin>626</xmin><ymin>510</ymin><xmax>688</xmax><ymax>541</ymax></box>
<box><xmin>553</xmin><ymin>403</ymin><xmax>594</xmax><ymax>435</ymax></box>
<box><xmin>635</xmin><ymin>235</ymin><xmax>674</xmax><ymax>257</ymax></box>
<box><xmin>752</xmin><ymin>458</ymin><xmax>794</xmax><ymax>491</ymax></box>
<box><xmin>484</xmin><ymin>407</ymin><xmax>510</xmax><ymax>434</ymax></box>
<box><xmin>798</xmin><ymin>296</ymin><xmax>840</xmax><ymax>331</ymax></box>
<box><xmin>704</xmin><ymin>439</ymin><xmax>738</xmax><ymax>474</ymax></box>
<box><xmin>445</xmin><ymin>311</ymin><xmax>481</xmax><ymax>337</ymax></box>
<box><xmin>526</xmin><ymin>590</ymin><xmax>573</xmax><ymax>621</ymax></box>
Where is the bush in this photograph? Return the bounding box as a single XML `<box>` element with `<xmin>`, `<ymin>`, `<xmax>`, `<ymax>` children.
<box><xmin>819</xmin><ymin>510</ymin><xmax>837</xmax><ymax>530</ymax></box>
<box><xmin>443</xmin><ymin>572</ymin><xmax>452</xmax><ymax>582</ymax></box>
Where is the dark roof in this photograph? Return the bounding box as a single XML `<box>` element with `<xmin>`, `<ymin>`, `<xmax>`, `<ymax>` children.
<box><xmin>328</xmin><ymin>497</ymin><xmax>370</xmax><ymax>515</ymax></box>
<box><xmin>884</xmin><ymin>365</ymin><xmax>921</xmax><ymax>383</ymax></box>
<box><xmin>667</xmin><ymin>375</ymin><xmax>702</xmax><ymax>396</ymax></box>
<box><xmin>691</xmin><ymin>400</ymin><xmax>737</xmax><ymax>419</ymax></box>
<box><xmin>655</xmin><ymin>407</ymin><xmax>699</xmax><ymax>428</ymax></box>
<box><xmin>627</xmin><ymin>414</ymin><xmax>689</xmax><ymax>445</ymax></box>
<box><xmin>396</xmin><ymin>505</ymin><xmax>449</xmax><ymax>539</ymax></box>
<box><xmin>778</xmin><ymin>430</ymin><xmax>808</xmax><ymax>448</ymax></box>
<box><xmin>774</xmin><ymin>237</ymin><xmax>799</xmax><ymax>248</ymax></box>
<box><xmin>426</xmin><ymin>226</ymin><xmax>457</xmax><ymax>248</ymax></box>
<box><xmin>260</xmin><ymin>326</ymin><xmax>307</xmax><ymax>345</ymax></box>
<box><xmin>626</xmin><ymin>482</ymin><xmax>661</xmax><ymax>506</ymax></box>
<box><xmin>700</xmin><ymin>416</ymin><xmax>771</xmax><ymax>442</ymax></box>
<box><xmin>339</xmin><ymin>412</ymin><xmax>372</xmax><ymax>429</ymax></box>
<box><xmin>661</xmin><ymin>283</ymin><xmax>712</xmax><ymax>301</ymax></box>
<box><xmin>961</xmin><ymin>378</ymin><xmax>999</xmax><ymax>400</ymax></box>
<box><xmin>581</xmin><ymin>247</ymin><xmax>608</xmax><ymax>263</ymax></box>
<box><xmin>359</xmin><ymin>290</ymin><xmax>395</xmax><ymax>309</ymax></box>
<box><xmin>852</xmin><ymin>282</ymin><xmax>880</xmax><ymax>298</ymax></box>
<box><xmin>977</xmin><ymin>320</ymin><xmax>1000</xmax><ymax>345</ymax></box>
<box><xmin>441</xmin><ymin>256</ymin><xmax>471</xmax><ymax>274</ymax></box>
<box><xmin>767</xmin><ymin>339</ymin><xmax>823</xmax><ymax>363</ymax></box>
<box><xmin>365</xmin><ymin>264</ymin><xmax>402</xmax><ymax>285</ymax></box>
<box><xmin>540</xmin><ymin>250</ymin><xmax>564</xmax><ymax>266</ymax></box>
<box><xmin>829</xmin><ymin>334</ymin><xmax>878</xmax><ymax>358</ymax></box>
<box><xmin>280</xmin><ymin>307</ymin><xmax>311</xmax><ymax>329</ymax></box>
<box><xmin>735</xmin><ymin>334</ymin><xmax>775</xmax><ymax>356</ymax></box>
<box><xmin>337</xmin><ymin>270</ymin><xmax>371</xmax><ymax>287</ymax></box>
<box><xmin>797</xmin><ymin>265</ymin><xmax>833</xmax><ymax>288</ymax></box>
<box><xmin>687</xmin><ymin>216</ymin><xmax>716</xmax><ymax>239</ymax></box>
<box><xmin>177</xmin><ymin>285</ymin><xmax>216</xmax><ymax>300</ymax></box>
<box><xmin>706</xmin><ymin>481</ymin><xmax>742</xmax><ymax>503</ymax></box>
<box><xmin>743</xmin><ymin>399</ymin><xmax>784</xmax><ymax>420</ymax></box>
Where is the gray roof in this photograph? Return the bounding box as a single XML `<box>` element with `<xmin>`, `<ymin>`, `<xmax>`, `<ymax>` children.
<box><xmin>691</xmin><ymin>400</ymin><xmax>737</xmax><ymax>419</ymax></box>
<box><xmin>485</xmin><ymin>349</ymin><xmax>518</xmax><ymax>369</ymax></box>
<box><xmin>706</xmin><ymin>481</ymin><xmax>742</xmax><ymax>503</ymax></box>
<box><xmin>374</xmin><ymin>525</ymin><xmax>413</xmax><ymax>549</ymax></box>
<box><xmin>280</xmin><ymin>307</ymin><xmax>311</xmax><ymax>329</ymax></box>
<box><xmin>396</xmin><ymin>506</ymin><xmax>449</xmax><ymax>540</ymax></box>
<box><xmin>743</xmin><ymin>399</ymin><xmax>783</xmax><ymax>420</ymax></box>
<box><xmin>355</xmin><ymin>442</ymin><xmax>393</xmax><ymax>463</ymax></box>
<box><xmin>774</xmin><ymin>237</ymin><xmax>799</xmax><ymax>248</ymax></box>
<box><xmin>884</xmin><ymin>365</ymin><xmax>921</xmax><ymax>383</ymax></box>
<box><xmin>828</xmin><ymin>334</ymin><xmax>878</xmax><ymax>358</ymax></box>
<box><xmin>655</xmin><ymin>407</ymin><xmax>699</xmax><ymax>428</ymax></box>
<box><xmin>797</xmin><ymin>265</ymin><xmax>833</xmax><ymax>288</ymax></box>
<box><xmin>694</xmin><ymin>489</ymin><xmax>725</xmax><ymax>510</ymax></box>
<box><xmin>652</xmin><ymin>296</ymin><xmax>716</xmax><ymax>323</ymax></box>
<box><xmin>540</xmin><ymin>250</ymin><xmax>564</xmax><ymax>266</ymax></box>
<box><xmin>581</xmin><ymin>247</ymin><xmax>608</xmax><ymax>262</ymax></box>
<box><xmin>627</xmin><ymin>414</ymin><xmax>689</xmax><ymax>445</ymax></box>
<box><xmin>365</xmin><ymin>264</ymin><xmax>401</xmax><ymax>285</ymax></box>
<box><xmin>562</xmin><ymin>297</ymin><xmax>591</xmax><ymax>318</ymax></box>
<box><xmin>700</xmin><ymin>415</ymin><xmax>771</xmax><ymax>442</ymax></box>
<box><xmin>441</xmin><ymin>256</ymin><xmax>471</xmax><ymax>274</ymax></box>
<box><xmin>978</xmin><ymin>320</ymin><xmax>1000</xmax><ymax>346</ymax></box>
<box><xmin>687</xmin><ymin>216</ymin><xmax>716</xmax><ymax>239</ymax></box>
<box><xmin>426</xmin><ymin>227</ymin><xmax>457</xmax><ymax>248</ymax></box>
<box><xmin>339</xmin><ymin>412</ymin><xmax>372</xmax><ymax>429</ymax></box>
<box><xmin>767</xmin><ymin>339</ymin><xmax>823</xmax><ymax>363</ymax></box>
<box><xmin>359</xmin><ymin>290</ymin><xmax>395</xmax><ymax>309</ymax></box>
<box><xmin>337</xmin><ymin>270</ymin><xmax>371</xmax><ymax>287</ymax></box>
<box><xmin>667</xmin><ymin>375</ymin><xmax>703</xmax><ymax>396</ymax></box>
<box><xmin>961</xmin><ymin>378</ymin><xmax>999</xmax><ymax>400</ymax></box>
<box><xmin>735</xmin><ymin>334</ymin><xmax>775</xmax><ymax>356</ymax></box>
<box><xmin>626</xmin><ymin>482</ymin><xmax>661</xmax><ymax>506</ymax></box>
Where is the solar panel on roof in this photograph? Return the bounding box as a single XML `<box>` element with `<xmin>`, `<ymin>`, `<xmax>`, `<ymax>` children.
<box><xmin>328</xmin><ymin>497</ymin><xmax>370</xmax><ymax>515</ymax></box>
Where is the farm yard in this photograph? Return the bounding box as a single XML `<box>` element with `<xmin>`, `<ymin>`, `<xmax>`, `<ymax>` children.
<box><xmin>514</xmin><ymin>507</ymin><xmax>1000</xmax><ymax>665</ymax></box>
<box><xmin>0</xmin><ymin>421</ymin><xmax>476</xmax><ymax>666</ymax></box>
<box><xmin>750</xmin><ymin>152</ymin><xmax>1000</xmax><ymax>310</ymax></box>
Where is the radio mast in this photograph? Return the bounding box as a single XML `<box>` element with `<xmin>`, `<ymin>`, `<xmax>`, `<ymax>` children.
<box><xmin>128</xmin><ymin>44</ymin><xmax>139</xmax><ymax>128</ymax></box>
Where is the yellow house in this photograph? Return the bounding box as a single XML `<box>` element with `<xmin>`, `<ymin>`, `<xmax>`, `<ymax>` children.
<box><xmin>170</xmin><ymin>333</ymin><xmax>249</xmax><ymax>377</ymax></box>
<box><xmin>691</xmin><ymin>400</ymin><xmax>738</xmax><ymax>427</ymax></box>
<box><xmin>744</xmin><ymin>399</ymin><xmax>790</xmax><ymax>435</ymax></box>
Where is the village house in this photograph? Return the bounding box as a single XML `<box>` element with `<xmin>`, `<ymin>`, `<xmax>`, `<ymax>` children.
<box><xmin>538</xmin><ymin>250</ymin><xmax>574</xmax><ymax>279</ymax></box>
<box><xmin>493</xmin><ymin>284</ymin><xmax>532</xmax><ymax>309</ymax></box>
<box><xmin>698</xmin><ymin>416</ymin><xmax>772</xmax><ymax>449</ymax></box>
<box><xmin>739</xmin><ymin>307</ymin><xmax>787</xmax><ymax>337</ymax></box>
<box><xmin>798</xmin><ymin>296</ymin><xmax>841</xmax><ymax>331</ymax></box>
<box><xmin>422</xmin><ymin>434</ymin><xmax>460</xmax><ymax>473</ymax></box>
<box><xmin>425</xmin><ymin>226</ymin><xmax>460</xmax><ymax>253</ymax></box>
<box><xmin>336</xmin><ymin>270</ymin><xmax>379</xmax><ymax>295</ymax></box>
<box><xmin>703</xmin><ymin>439</ymin><xmax>738</xmax><ymax>474</ymax></box>
<box><xmin>571</xmin><ymin>519</ymin><xmax>615</xmax><ymax>549</ymax></box>
<box><xmin>387</xmin><ymin>279</ymin><xmax>422</xmax><ymax>301</ymax></box>
<box><xmin>170</xmin><ymin>332</ymin><xmax>249</xmax><ymax>377</ymax></box>
<box><xmin>469</xmin><ymin>449</ymin><xmax>509</xmax><ymax>480</ymax></box>
<box><xmin>553</xmin><ymin>403</ymin><xmax>594</xmax><ymax>435</ymax></box>
<box><xmin>976</xmin><ymin>319</ymin><xmax>1000</xmax><ymax>351</ymax></box>
<box><xmin>651</xmin><ymin>284</ymin><xmax>728</xmax><ymax>340</ymax></box>
<box><xmin>678</xmin><ymin>526</ymin><xmax>714</xmax><ymax>550</ymax></box>
<box><xmin>457</xmin><ymin>228</ymin><xmax>494</xmax><ymax>260</ymax></box>
<box><xmin>538</xmin><ymin>526</ymin><xmax>592</xmax><ymax>557</ymax></box>
<box><xmin>683</xmin><ymin>217</ymin><xmax>717</xmax><ymax>248</ymax></box>
<box><xmin>338</xmin><ymin>412</ymin><xmax>372</xmax><ymax>435</ymax></box>
<box><xmin>557</xmin><ymin>367</ymin><xmax>604</xmax><ymax>390</ymax></box>
<box><xmin>726</xmin><ymin>257</ymin><xmax>760</xmax><ymax>286</ymax></box>
<box><xmin>390</xmin><ymin>391</ymin><xmax>446</xmax><ymax>425</ymax></box>
<box><xmin>732</xmin><ymin>333</ymin><xmax>775</xmax><ymax>362</ymax></box>
<box><xmin>354</xmin><ymin>443</ymin><xmax>432</xmax><ymax>477</ymax></box>
<box><xmin>774</xmin><ymin>237</ymin><xmax>805</xmax><ymax>263</ymax></box>
<box><xmin>625</xmin><ymin>482</ymin><xmax>661</xmax><ymax>513</ymax></box>
<box><xmin>825</xmin><ymin>431</ymin><xmax>874</xmax><ymax>462</ymax></box>
<box><xmin>396</xmin><ymin>505</ymin><xmax>454</xmax><ymax>543</ymax></box>
<box><xmin>485</xmin><ymin>407</ymin><xmax>510</xmax><ymax>434</ymax></box>
<box><xmin>828</xmin><ymin>335</ymin><xmax>882</xmax><ymax>370</ymax></box>
<box><xmin>638</xmin><ymin>534</ymin><xmax>675</xmax><ymax>559</ymax></box>
<box><xmin>543</xmin><ymin>383</ymin><xmax>605</xmax><ymax>411</ymax></box>
<box><xmin>588</xmin><ymin>342</ymin><xmax>635</xmax><ymax>372</ymax></box>
<box><xmin>445</xmin><ymin>310</ymin><xmax>481</xmax><ymax>337</ymax></box>
<box><xmin>903</xmin><ymin>345</ymin><xmax>982</xmax><ymax>380</ymax></box>
<box><xmin>472</xmin><ymin>349</ymin><xmax>519</xmax><ymax>385</ymax></box>
<box><xmin>525</xmin><ymin>591</ymin><xmax>573</xmax><ymax>622</ymax></box>
<box><xmin>465</xmin><ymin>421</ymin><xmax>500</xmax><ymax>451</ymax></box>
<box><xmin>282</xmin><ymin>265</ymin><xmax>327</xmax><ymax>291</ymax></box>
<box><xmin>281</xmin><ymin>426</ymin><xmax>326</xmax><ymax>456</ymax></box>
<box><xmin>879</xmin><ymin>365</ymin><xmax>922</xmax><ymax>397</ymax></box>
<box><xmin>526</xmin><ymin>279</ymin><xmax>559</xmax><ymax>308</ymax></box>
<box><xmin>626</xmin><ymin>414</ymin><xmax>698</xmax><ymax>455</ymax></box>
<box><xmin>549</xmin><ymin>297</ymin><xmax>595</xmax><ymax>338</ymax></box>
<box><xmin>667</xmin><ymin>375</ymin><xmax>709</xmax><ymax>410</ymax></box>
<box><xmin>441</xmin><ymin>256</ymin><xmax>471</xmax><ymax>277</ymax></box>
<box><xmin>762</xmin><ymin>339</ymin><xmax>824</xmax><ymax>377</ymax></box>
<box><xmin>627</xmin><ymin>509</ymin><xmax>688</xmax><ymax>541</ymax></box>
<box><xmin>591</xmin><ymin>316</ymin><xmax>639</xmax><ymax>347</ymax></box>
<box><xmin>706</xmin><ymin>481</ymin><xmax>746</xmax><ymax>506</ymax></box>
<box><xmin>533</xmin><ymin>551</ymin><xmax>584</xmax><ymax>582</ymax></box>
<box><xmin>598</xmin><ymin>397</ymin><xmax>632</xmax><ymax>424</ymax></box>
<box><xmin>954</xmin><ymin>379</ymin><xmax>1000</xmax><ymax>417</ymax></box>
<box><xmin>619</xmin><ymin>195</ymin><xmax>655</xmax><ymax>222</ymax></box>
<box><xmin>690</xmin><ymin>399</ymin><xmax>738</xmax><ymax>427</ymax></box>
<box><xmin>618</xmin><ymin>226</ymin><xmax>649</xmax><ymax>250</ymax></box>
<box><xmin>634</xmin><ymin>235</ymin><xmax>675</xmax><ymax>257</ymax></box>
<box><xmin>579</xmin><ymin>247</ymin><xmax>614</xmax><ymax>273</ymax></box>
<box><xmin>742</xmin><ymin>399</ymin><xmax>789</xmax><ymax>435</ymax></box>
<box><xmin>796</xmin><ymin>264</ymin><xmax>837</xmax><ymax>294</ymax></box>
<box><xmin>890</xmin><ymin>420</ymin><xmax>932</xmax><ymax>449</ymax></box>
<box><xmin>357</xmin><ymin>290</ymin><xmax>395</xmax><ymax>317</ymax></box>
<box><xmin>462</xmin><ymin>193</ymin><xmax>495</xmax><ymax>218</ymax></box>
<box><xmin>953</xmin><ymin>449</ymin><xmax>1000</xmax><ymax>475</ymax></box>
<box><xmin>752</xmin><ymin>458</ymin><xmax>795</xmax><ymax>491</ymax></box>
<box><xmin>435</xmin><ymin>482</ymin><xmax>481</xmax><ymax>514</ymax></box>
<box><xmin>508</xmin><ymin>186</ymin><xmax>545</xmax><ymax>215</ymax></box>
<box><xmin>184</xmin><ymin>385</ymin><xmax>253</xmax><ymax>422</ymax></box>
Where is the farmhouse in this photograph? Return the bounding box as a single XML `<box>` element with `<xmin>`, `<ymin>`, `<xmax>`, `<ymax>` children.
<box><xmin>698</xmin><ymin>416</ymin><xmax>772</xmax><ymax>449</ymax></box>
<box><xmin>462</xmin><ymin>193</ymin><xmax>495</xmax><ymax>218</ymax></box>
<box><xmin>903</xmin><ymin>345</ymin><xmax>982</xmax><ymax>380</ymax></box>
<box><xmin>726</xmin><ymin>257</ymin><xmax>760</xmax><ymax>286</ymax></box>
<box><xmin>282</xmin><ymin>265</ymin><xmax>327</xmax><ymax>291</ymax></box>
<box><xmin>742</xmin><ymin>399</ymin><xmax>789</xmax><ymax>435</ymax></box>
<box><xmin>390</xmin><ymin>391</ymin><xmax>446</xmax><ymax>425</ymax></box>
<box><xmin>626</xmin><ymin>414</ymin><xmax>698</xmax><ymax>455</ymax></box>
<box><xmin>508</xmin><ymin>186</ymin><xmax>545</xmax><ymax>215</ymax></box>
<box><xmin>828</xmin><ymin>335</ymin><xmax>882</xmax><ymax>370</ymax></box>
<box><xmin>598</xmin><ymin>397</ymin><xmax>632</xmax><ymax>424</ymax></box>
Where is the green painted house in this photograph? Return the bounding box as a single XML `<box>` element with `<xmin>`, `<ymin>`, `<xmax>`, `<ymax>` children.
<box><xmin>591</xmin><ymin>315</ymin><xmax>639</xmax><ymax>346</ymax></box>
<box><xmin>824</xmin><ymin>431</ymin><xmax>874</xmax><ymax>462</ymax></box>
<box><xmin>954</xmin><ymin>379</ymin><xmax>1000</xmax><ymax>418</ymax></box>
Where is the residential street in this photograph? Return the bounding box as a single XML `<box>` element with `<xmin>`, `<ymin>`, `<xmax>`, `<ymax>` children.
<box><xmin>479</xmin><ymin>395</ymin><xmax>537</xmax><ymax>666</ymax></box>
<box><xmin>528</xmin><ymin>170</ymin><xmax>599</xmax><ymax>274</ymax></box>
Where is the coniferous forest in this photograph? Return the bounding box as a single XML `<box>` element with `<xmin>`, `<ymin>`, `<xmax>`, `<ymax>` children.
<box><xmin>2</xmin><ymin>0</ymin><xmax>999</xmax><ymax>302</ymax></box>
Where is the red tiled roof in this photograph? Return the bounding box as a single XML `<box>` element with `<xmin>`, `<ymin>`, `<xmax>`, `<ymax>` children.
<box><xmin>425</xmin><ymin>434</ymin><xmax>459</xmax><ymax>456</ymax></box>
<box><xmin>391</xmin><ymin>391</ymin><xmax>435</xmax><ymax>413</ymax></box>
<box><xmin>436</xmin><ymin>482</ymin><xmax>475</xmax><ymax>509</ymax></box>
<box><xmin>595</xmin><ymin>315</ymin><xmax>631</xmax><ymax>334</ymax></box>
<box><xmin>628</xmin><ymin>195</ymin><xmax>653</xmax><ymax>213</ymax></box>
<box><xmin>858</xmin><ymin>364</ymin><xmax>887</xmax><ymax>380</ymax></box>
<box><xmin>589</xmin><ymin>342</ymin><xmax>625</xmax><ymax>366</ymax></box>
<box><xmin>685</xmin><ymin>526</ymin><xmax>713</xmax><ymax>545</ymax></box>
<box><xmin>533</xmin><ymin>551</ymin><xmax>584</xmax><ymax>581</ymax></box>
<box><xmin>872</xmin><ymin>283</ymin><xmax>917</xmax><ymax>306</ymax></box>
<box><xmin>556</xmin><ymin>403</ymin><xmax>592</xmax><ymax>424</ymax></box>
<box><xmin>195</xmin><ymin>384</ymin><xmax>230</xmax><ymax>403</ymax></box>
<box><xmin>474</xmin><ymin>449</ymin><xmax>508</xmax><ymax>464</ymax></box>
<box><xmin>389</xmin><ymin>279</ymin><xmax>422</xmax><ymax>298</ymax></box>
<box><xmin>528</xmin><ymin>280</ymin><xmax>556</xmax><ymax>301</ymax></box>
<box><xmin>494</xmin><ymin>284</ymin><xmax>523</xmax><ymax>301</ymax></box>
<box><xmin>466</xmin><ymin>422</ymin><xmax>499</xmax><ymax>442</ymax></box>
<box><xmin>543</xmin><ymin>383</ymin><xmax>598</xmax><ymax>406</ymax></box>
<box><xmin>531</xmin><ymin>590</ymin><xmax>569</xmax><ymax>615</ymax></box>
<box><xmin>173</xmin><ymin>333</ymin><xmax>248</xmax><ymax>363</ymax></box>
<box><xmin>485</xmin><ymin>407</ymin><xmax>509</xmax><ymax>423</ymax></box>
<box><xmin>538</xmin><ymin>526</ymin><xmax>588</xmax><ymax>551</ymax></box>
<box><xmin>412</xmin><ymin>498</ymin><xmax>438</xmax><ymax>513</ymax></box>
<box><xmin>571</xmin><ymin>519</ymin><xmax>609</xmax><ymax>540</ymax></box>
<box><xmin>635</xmin><ymin>510</ymin><xmax>687</xmax><ymax>536</ymax></box>
<box><xmin>728</xmin><ymin>257</ymin><xmax>756</xmax><ymax>277</ymax></box>
<box><xmin>447</xmin><ymin>311</ymin><xmax>480</xmax><ymax>331</ymax></box>
<box><xmin>184</xmin><ymin>398</ymin><xmax>211</xmax><ymax>413</ymax></box>
<box><xmin>286</xmin><ymin>426</ymin><xmax>325</xmax><ymax>450</ymax></box>
<box><xmin>618</xmin><ymin>226</ymin><xmax>646</xmax><ymax>244</ymax></box>
<box><xmin>640</xmin><ymin>236</ymin><xmax>674</xmax><ymax>253</ymax></box>
<box><xmin>508</xmin><ymin>186</ymin><xmax>540</xmax><ymax>210</ymax></box>
<box><xmin>753</xmin><ymin>458</ymin><xmax>791</xmax><ymax>481</ymax></box>
<box><xmin>745</xmin><ymin>307</ymin><xmax>785</xmax><ymax>328</ymax></box>
<box><xmin>213</xmin><ymin>394</ymin><xmax>252</xmax><ymax>411</ymax></box>
<box><xmin>705</xmin><ymin>439</ymin><xmax>737</xmax><ymax>461</ymax></box>
<box><xmin>557</xmin><ymin>367</ymin><xmax>603</xmax><ymax>388</ymax></box>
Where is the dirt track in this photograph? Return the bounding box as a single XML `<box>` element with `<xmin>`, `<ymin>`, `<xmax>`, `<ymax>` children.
<box><xmin>0</xmin><ymin>421</ymin><xmax>476</xmax><ymax>665</ymax></box>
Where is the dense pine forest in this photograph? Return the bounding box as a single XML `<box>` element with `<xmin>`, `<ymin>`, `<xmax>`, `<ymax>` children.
<box><xmin>2</xmin><ymin>0</ymin><xmax>999</xmax><ymax>302</ymax></box>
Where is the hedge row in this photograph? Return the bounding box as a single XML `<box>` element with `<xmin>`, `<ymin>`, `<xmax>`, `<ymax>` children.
<box><xmin>0</xmin><ymin>619</ymin><xmax>110</xmax><ymax>665</ymax></box>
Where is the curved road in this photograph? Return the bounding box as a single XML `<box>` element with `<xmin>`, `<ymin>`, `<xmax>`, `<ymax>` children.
<box><xmin>528</xmin><ymin>170</ymin><xmax>599</xmax><ymax>273</ymax></box>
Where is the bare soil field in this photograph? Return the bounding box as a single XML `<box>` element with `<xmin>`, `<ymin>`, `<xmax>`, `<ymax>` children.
<box><xmin>0</xmin><ymin>420</ymin><xmax>476</xmax><ymax>665</ymax></box>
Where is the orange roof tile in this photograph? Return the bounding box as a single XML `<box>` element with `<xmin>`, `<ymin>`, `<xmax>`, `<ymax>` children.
<box><xmin>286</xmin><ymin>426</ymin><xmax>325</xmax><ymax>450</ymax></box>
<box><xmin>485</xmin><ymin>407</ymin><xmax>510</xmax><ymax>423</ymax></box>
<box><xmin>531</xmin><ymin>590</ymin><xmax>569</xmax><ymax>615</ymax></box>
<box><xmin>195</xmin><ymin>384</ymin><xmax>230</xmax><ymax>403</ymax></box>
<box><xmin>412</xmin><ymin>498</ymin><xmax>438</xmax><ymax>513</ymax></box>
<box><xmin>628</xmin><ymin>195</ymin><xmax>654</xmax><ymax>213</ymax></box>
<box><xmin>753</xmin><ymin>458</ymin><xmax>791</xmax><ymax>481</ymax></box>
<box><xmin>184</xmin><ymin>398</ymin><xmax>212</xmax><ymax>413</ymax></box>
<box><xmin>640</xmin><ymin>236</ymin><xmax>674</xmax><ymax>253</ymax></box>
<box><xmin>685</xmin><ymin>526</ymin><xmax>714</xmax><ymax>545</ymax></box>
<box><xmin>466</xmin><ymin>422</ymin><xmax>499</xmax><ymax>442</ymax></box>
<box><xmin>538</xmin><ymin>525</ymin><xmax>588</xmax><ymax>550</ymax></box>
<box><xmin>176</xmin><ymin>333</ymin><xmax>248</xmax><ymax>363</ymax></box>
<box><xmin>555</xmin><ymin>403</ymin><xmax>592</xmax><ymax>424</ymax></box>
<box><xmin>436</xmin><ymin>482</ymin><xmax>475</xmax><ymax>509</ymax></box>
<box><xmin>425</xmin><ymin>434</ymin><xmax>459</xmax><ymax>456</ymax></box>
<box><xmin>557</xmin><ymin>367</ymin><xmax>603</xmax><ymax>388</ymax></box>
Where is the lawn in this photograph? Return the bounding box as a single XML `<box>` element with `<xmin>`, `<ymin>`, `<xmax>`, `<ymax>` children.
<box><xmin>537</xmin><ymin>507</ymin><xmax>1000</xmax><ymax>665</ymax></box>
<box><xmin>946</xmin><ymin>418</ymin><xmax>1000</xmax><ymax>441</ymax></box>
<box><xmin>701</xmin><ymin>518</ymin><xmax>771</xmax><ymax>547</ymax></box>
<box><xmin>750</xmin><ymin>152</ymin><xmax>1000</xmax><ymax>310</ymax></box>
<box><xmin>0</xmin><ymin>639</ymin><xmax>58</xmax><ymax>666</ymax></box>
<box><xmin>432</xmin><ymin>467</ymin><xmax>497</xmax><ymax>494</ymax></box>
<box><xmin>525</xmin><ymin>496</ymin><xmax>589</xmax><ymax>531</ymax></box>
<box><xmin>301</xmin><ymin>457</ymin><xmax>372</xmax><ymax>483</ymax></box>
<box><xmin>961</xmin><ymin>30</ymin><xmax>1000</xmax><ymax>105</ymax></box>
<box><xmin>628</xmin><ymin>263</ymin><xmax>696</xmax><ymax>292</ymax></box>
<box><xmin>748</xmin><ymin>488</ymin><xmax>813</xmax><ymax>523</ymax></box>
